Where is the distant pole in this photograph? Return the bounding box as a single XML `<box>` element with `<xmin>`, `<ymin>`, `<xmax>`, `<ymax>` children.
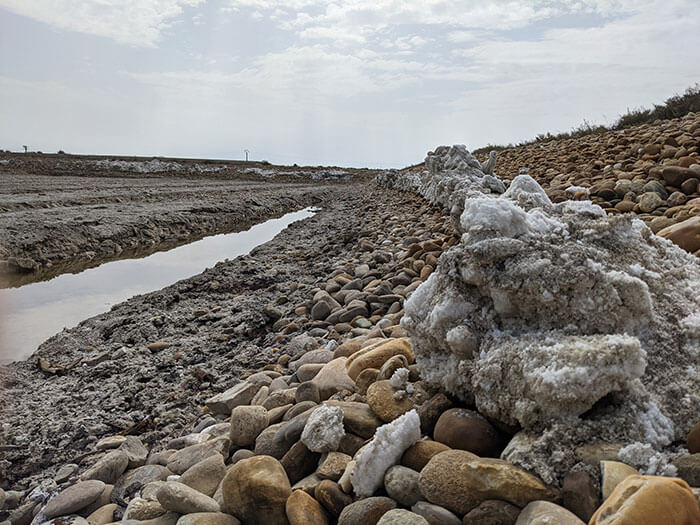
<box><xmin>23</xmin><ymin>145</ymin><xmax>27</xmax><ymax>153</ymax></box>
<box><xmin>244</xmin><ymin>149</ymin><xmax>249</xmax><ymax>162</ymax></box>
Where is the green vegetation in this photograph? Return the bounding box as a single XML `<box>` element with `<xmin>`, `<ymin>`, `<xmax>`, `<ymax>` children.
<box><xmin>473</xmin><ymin>84</ymin><xmax>700</xmax><ymax>157</ymax></box>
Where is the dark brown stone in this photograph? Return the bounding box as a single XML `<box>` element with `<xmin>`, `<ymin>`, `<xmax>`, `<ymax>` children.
<box><xmin>314</xmin><ymin>480</ymin><xmax>352</xmax><ymax>518</ymax></box>
<box><xmin>561</xmin><ymin>470</ymin><xmax>600</xmax><ymax>522</ymax></box>
<box><xmin>433</xmin><ymin>408</ymin><xmax>502</xmax><ymax>457</ymax></box>
<box><xmin>462</xmin><ymin>499</ymin><xmax>520</xmax><ymax>525</ymax></box>
<box><xmin>687</xmin><ymin>420</ymin><xmax>700</xmax><ymax>453</ymax></box>
<box><xmin>417</xmin><ymin>392</ymin><xmax>453</xmax><ymax>435</ymax></box>
<box><xmin>281</xmin><ymin>441</ymin><xmax>321</xmax><ymax>485</ymax></box>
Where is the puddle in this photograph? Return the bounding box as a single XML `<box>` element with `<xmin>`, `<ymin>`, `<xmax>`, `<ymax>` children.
<box><xmin>0</xmin><ymin>207</ymin><xmax>316</xmax><ymax>363</ymax></box>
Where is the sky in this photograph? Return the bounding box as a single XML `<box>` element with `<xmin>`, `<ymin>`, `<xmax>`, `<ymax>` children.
<box><xmin>0</xmin><ymin>1</ymin><xmax>698</xmax><ymax>168</ymax></box>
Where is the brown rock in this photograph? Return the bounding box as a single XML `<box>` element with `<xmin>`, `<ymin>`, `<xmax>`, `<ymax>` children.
<box><xmin>315</xmin><ymin>480</ymin><xmax>352</xmax><ymax>518</ymax></box>
<box><xmin>311</xmin><ymin>358</ymin><xmax>357</xmax><ymax>400</ymax></box>
<box><xmin>111</xmin><ymin>465</ymin><xmax>171</xmax><ymax>506</ymax></box>
<box><xmin>81</xmin><ymin>451</ymin><xmax>129</xmax><ymax>484</ymax></box>
<box><xmin>205</xmin><ymin>381</ymin><xmax>261</xmax><ymax>415</ymax></box>
<box><xmin>337</xmin><ymin>497</ymin><xmax>396</xmax><ymax>525</ymax></box>
<box><xmin>345</xmin><ymin>338</ymin><xmax>414</xmax><ymax>380</ymax></box>
<box><xmin>176</xmin><ymin>513</ymin><xmax>240</xmax><ymax>525</ymax></box>
<box><xmin>180</xmin><ymin>453</ymin><xmax>227</xmax><ymax>498</ymax></box>
<box><xmin>401</xmin><ymin>440</ymin><xmax>450</xmax><ymax>472</ymax></box>
<box><xmin>672</xmin><ymin>454</ymin><xmax>700</xmax><ymax>486</ymax></box>
<box><xmin>615</xmin><ymin>200</ymin><xmax>636</xmax><ymax>213</ymax></box>
<box><xmin>156</xmin><ymin>482</ymin><xmax>220</xmax><ymax>514</ymax></box>
<box><xmin>462</xmin><ymin>499</ymin><xmax>520</xmax><ymax>524</ymax></box>
<box><xmin>590</xmin><ymin>475</ymin><xmax>700</xmax><ymax>524</ymax></box>
<box><xmin>229</xmin><ymin>405</ymin><xmax>269</xmax><ymax>447</ymax></box>
<box><xmin>515</xmin><ymin>501</ymin><xmax>585</xmax><ymax>524</ymax></box>
<box><xmin>317</xmin><ymin>452</ymin><xmax>351</xmax><ymax>481</ymax></box>
<box><xmin>286</xmin><ymin>490</ymin><xmax>328</xmax><ymax>525</ymax></box>
<box><xmin>419</xmin><ymin>450</ymin><xmax>557</xmax><ymax>515</ymax></box>
<box><xmin>600</xmin><ymin>460</ymin><xmax>640</xmax><ymax>500</ymax></box>
<box><xmin>222</xmin><ymin>455</ymin><xmax>291</xmax><ymax>525</ymax></box>
<box><xmin>44</xmin><ymin>481</ymin><xmax>106</xmax><ymax>519</ymax></box>
<box><xmin>417</xmin><ymin>393</ymin><xmax>453</xmax><ymax>435</ymax></box>
<box><xmin>433</xmin><ymin>408</ymin><xmax>501</xmax><ymax>457</ymax></box>
<box><xmin>662</xmin><ymin>166</ymin><xmax>694</xmax><ymax>187</ymax></box>
<box><xmin>167</xmin><ymin>438</ymin><xmax>229</xmax><ymax>475</ymax></box>
<box><xmin>281</xmin><ymin>441</ymin><xmax>321</xmax><ymax>485</ymax></box>
<box><xmin>687</xmin><ymin>420</ymin><xmax>700</xmax><ymax>453</ymax></box>
<box><xmin>366</xmin><ymin>380</ymin><xmax>415</xmax><ymax>422</ymax></box>
<box><xmin>560</xmin><ymin>470</ymin><xmax>599</xmax><ymax>522</ymax></box>
<box><xmin>86</xmin><ymin>503</ymin><xmax>118</xmax><ymax>525</ymax></box>
<box><xmin>679</xmin><ymin>156</ymin><xmax>698</xmax><ymax>168</ymax></box>
<box><xmin>681</xmin><ymin>177</ymin><xmax>699</xmax><ymax>195</ymax></box>
<box><xmin>355</xmin><ymin>368</ymin><xmax>380</xmax><ymax>395</ymax></box>
<box><xmin>325</xmin><ymin>400</ymin><xmax>383</xmax><ymax>438</ymax></box>
<box><xmin>658</xmin><ymin>216</ymin><xmax>700</xmax><ymax>253</ymax></box>
<box><xmin>377</xmin><ymin>355</ymin><xmax>410</xmax><ymax>381</ymax></box>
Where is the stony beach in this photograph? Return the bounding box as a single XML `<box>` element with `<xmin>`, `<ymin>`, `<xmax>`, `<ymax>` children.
<box><xmin>1</xmin><ymin>114</ymin><xmax>700</xmax><ymax>525</ymax></box>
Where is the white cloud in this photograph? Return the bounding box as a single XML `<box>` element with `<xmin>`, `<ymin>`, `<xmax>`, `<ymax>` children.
<box><xmin>0</xmin><ymin>0</ymin><xmax>205</xmax><ymax>47</ymax></box>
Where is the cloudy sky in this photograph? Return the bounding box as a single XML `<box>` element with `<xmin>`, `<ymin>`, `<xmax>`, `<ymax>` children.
<box><xmin>0</xmin><ymin>1</ymin><xmax>698</xmax><ymax>167</ymax></box>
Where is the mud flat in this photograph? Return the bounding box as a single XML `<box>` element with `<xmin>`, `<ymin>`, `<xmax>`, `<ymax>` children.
<box><xmin>0</xmin><ymin>154</ymin><xmax>378</xmax><ymax>285</ymax></box>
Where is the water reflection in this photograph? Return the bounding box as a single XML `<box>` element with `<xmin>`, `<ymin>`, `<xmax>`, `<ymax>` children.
<box><xmin>0</xmin><ymin>208</ymin><xmax>316</xmax><ymax>363</ymax></box>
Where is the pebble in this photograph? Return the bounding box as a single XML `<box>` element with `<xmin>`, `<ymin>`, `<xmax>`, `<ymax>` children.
<box><xmin>285</xmin><ymin>489</ymin><xmax>329</xmax><ymax>525</ymax></box>
<box><xmin>81</xmin><ymin>451</ymin><xmax>129</xmax><ymax>484</ymax></box>
<box><xmin>561</xmin><ymin>470</ymin><xmax>599</xmax><ymax>522</ymax></box>
<box><xmin>600</xmin><ymin>460</ymin><xmax>639</xmax><ymax>500</ymax></box>
<box><xmin>295</xmin><ymin>381</ymin><xmax>321</xmax><ymax>403</ymax></box>
<box><xmin>44</xmin><ymin>480</ymin><xmax>106</xmax><ymax>520</ymax></box>
<box><xmin>314</xmin><ymin>480</ymin><xmax>352</xmax><ymax>517</ymax></box>
<box><xmin>345</xmin><ymin>338</ymin><xmax>414</xmax><ymax>380</ymax></box>
<box><xmin>179</xmin><ymin>453</ymin><xmax>226</xmax><ymax>497</ymax></box>
<box><xmin>229</xmin><ymin>405</ymin><xmax>269</xmax><ymax>447</ymax></box>
<box><xmin>462</xmin><ymin>499</ymin><xmax>521</xmax><ymax>525</ymax></box>
<box><xmin>590</xmin><ymin>475</ymin><xmax>700</xmax><ymax>524</ymax></box>
<box><xmin>325</xmin><ymin>400</ymin><xmax>383</xmax><ymax>438</ymax></box>
<box><xmin>411</xmin><ymin>501</ymin><xmax>461</xmax><ymax>525</ymax></box>
<box><xmin>205</xmin><ymin>382</ymin><xmax>261</xmax><ymax>415</ymax></box>
<box><xmin>221</xmin><ymin>455</ymin><xmax>291</xmax><ymax>525</ymax></box>
<box><xmin>672</xmin><ymin>454</ymin><xmax>700</xmax><ymax>486</ymax></box>
<box><xmin>515</xmin><ymin>501</ymin><xmax>585</xmax><ymax>524</ymax></box>
<box><xmin>419</xmin><ymin>450</ymin><xmax>557</xmax><ymax>515</ymax></box>
<box><xmin>401</xmin><ymin>440</ymin><xmax>450</xmax><ymax>471</ymax></box>
<box><xmin>119</xmin><ymin>436</ymin><xmax>148</xmax><ymax>469</ymax></box>
<box><xmin>383</xmin><ymin>465</ymin><xmax>422</xmax><ymax>506</ymax></box>
<box><xmin>95</xmin><ymin>436</ymin><xmax>128</xmax><ymax>451</ymax></box>
<box><xmin>86</xmin><ymin>503</ymin><xmax>119</xmax><ymax>525</ymax></box>
<box><xmin>166</xmin><ymin>437</ymin><xmax>230</xmax><ymax>475</ymax></box>
<box><xmin>112</xmin><ymin>465</ymin><xmax>172</xmax><ymax>506</ymax></box>
<box><xmin>311</xmin><ymin>358</ymin><xmax>357</xmax><ymax>400</ymax></box>
<box><xmin>416</xmin><ymin>392</ymin><xmax>453</xmax><ymax>434</ymax></box>
<box><xmin>55</xmin><ymin>464</ymin><xmax>79</xmax><ymax>484</ymax></box>
<box><xmin>337</xmin><ymin>496</ymin><xmax>396</xmax><ymax>525</ymax></box>
<box><xmin>156</xmin><ymin>482</ymin><xmax>220</xmax><ymax>514</ymax></box>
<box><xmin>376</xmin><ymin>509</ymin><xmax>429</xmax><ymax>525</ymax></box>
<box><xmin>366</xmin><ymin>380</ymin><xmax>414</xmax><ymax>422</ymax></box>
<box><xmin>433</xmin><ymin>408</ymin><xmax>502</xmax><ymax>457</ymax></box>
<box><xmin>175</xmin><ymin>513</ymin><xmax>240</xmax><ymax>525</ymax></box>
<box><xmin>317</xmin><ymin>452</ymin><xmax>351</xmax><ymax>481</ymax></box>
<box><xmin>281</xmin><ymin>441</ymin><xmax>320</xmax><ymax>485</ymax></box>
<box><xmin>124</xmin><ymin>497</ymin><xmax>167</xmax><ymax>520</ymax></box>
<box><xmin>301</xmin><ymin>405</ymin><xmax>346</xmax><ymax>453</ymax></box>
<box><xmin>657</xmin><ymin>216</ymin><xmax>700</xmax><ymax>253</ymax></box>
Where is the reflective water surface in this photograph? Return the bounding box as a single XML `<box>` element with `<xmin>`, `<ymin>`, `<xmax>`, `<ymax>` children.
<box><xmin>0</xmin><ymin>208</ymin><xmax>315</xmax><ymax>363</ymax></box>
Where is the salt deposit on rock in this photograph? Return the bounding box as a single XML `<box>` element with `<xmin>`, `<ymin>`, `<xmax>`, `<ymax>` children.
<box><xmin>300</xmin><ymin>405</ymin><xmax>345</xmax><ymax>453</ymax></box>
<box><xmin>383</xmin><ymin>144</ymin><xmax>700</xmax><ymax>483</ymax></box>
<box><xmin>351</xmin><ymin>409</ymin><xmax>421</xmax><ymax>498</ymax></box>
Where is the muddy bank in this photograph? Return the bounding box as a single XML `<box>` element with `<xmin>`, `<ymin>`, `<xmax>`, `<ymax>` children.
<box><xmin>0</xmin><ymin>172</ymin><xmax>351</xmax><ymax>285</ymax></box>
<box><xmin>0</xmin><ymin>184</ymin><xmax>447</xmax><ymax>489</ymax></box>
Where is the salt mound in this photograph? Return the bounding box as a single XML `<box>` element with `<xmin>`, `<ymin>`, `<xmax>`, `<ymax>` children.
<box><xmin>382</xmin><ymin>145</ymin><xmax>700</xmax><ymax>483</ymax></box>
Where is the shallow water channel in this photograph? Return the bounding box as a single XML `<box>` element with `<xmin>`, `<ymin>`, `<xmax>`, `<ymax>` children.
<box><xmin>0</xmin><ymin>207</ymin><xmax>316</xmax><ymax>363</ymax></box>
